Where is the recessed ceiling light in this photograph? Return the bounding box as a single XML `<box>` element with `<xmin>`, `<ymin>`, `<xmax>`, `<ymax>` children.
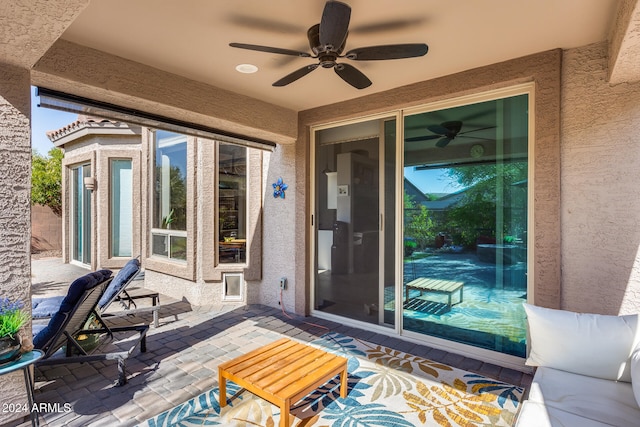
<box><xmin>235</xmin><ymin>64</ymin><xmax>258</xmax><ymax>74</ymax></box>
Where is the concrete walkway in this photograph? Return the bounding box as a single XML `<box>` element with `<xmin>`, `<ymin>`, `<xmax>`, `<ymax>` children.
<box><xmin>14</xmin><ymin>258</ymin><xmax>532</xmax><ymax>427</ymax></box>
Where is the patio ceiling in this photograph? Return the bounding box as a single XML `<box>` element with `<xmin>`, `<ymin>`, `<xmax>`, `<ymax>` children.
<box><xmin>54</xmin><ymin>0</ymin><xmax>622</xmax><ymax>111</ymax></box>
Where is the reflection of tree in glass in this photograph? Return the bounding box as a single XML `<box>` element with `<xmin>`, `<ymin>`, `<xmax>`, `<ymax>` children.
<box><xmin>405</xmin><ymin>193</ymin><xmax>436</xmax><ymax>250</ymax></box>
<box><xmin>446</xmin><ymin>163</ymin><xmax>527</xmax><ymax>247</ymax></box>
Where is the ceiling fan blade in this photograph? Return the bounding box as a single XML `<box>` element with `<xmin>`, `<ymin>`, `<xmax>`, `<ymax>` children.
<box><xmin>229</xmin><ymin>43</ymin><xmax>312</xmax><ymax>58</ymax></box>
<box><xmin>273</xmin><ymin>64</ymin><xmax>319</xmax><ymax>86</ymax></box>
<box><xmin>458</xmin><ymin>135</ymin><xmax>495</xmax><ymax>141</ymax></box>
<box><xmin>457</xmin><ymin>125</ymin><xmax>497</xmax><ymax>135</ymax></box>
<box><xmin>345</xmin><ymin>43</ymin><xmax>428</xmax><ymax>60</ymax></box>
<box><xmin>405</xmin><ymin>135</ymin><xmax>441</xmax><ymax>142</ymax></box>
<box><xmin>426</xmin><ymin>124</ymin><xmax>451</xmax><ymax>135</ymax></box>
<box><xmin>334</xmin><ymin>63</ymin><xmax>372</xmax><ymax>89</ymax></box>
<box><xmin>435</xmin><ymin>137</ymin><xmax>452</xmax><ymax>148</ymax></box>
<box><xmin>320</xmin><ymin>1</ymin><xmax>351</xmax><ymax>50</ymax></box>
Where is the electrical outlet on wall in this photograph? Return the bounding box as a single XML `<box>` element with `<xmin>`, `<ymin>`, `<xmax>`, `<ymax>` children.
<box><xmin>280</xmin><ymin>277</ymin><xmax>287</xmax><ymax>290</ymax></box>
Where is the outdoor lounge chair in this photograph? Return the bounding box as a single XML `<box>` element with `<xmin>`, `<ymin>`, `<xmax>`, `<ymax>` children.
<box><xmin>32</xmin><ymin>258</ymin><xmax>160</xmax><ymax>327</ymax></box>
<box><xmin>33</xmin><ymin>269</ymin><xmax>149</xmax><ymax>386</ymax></box>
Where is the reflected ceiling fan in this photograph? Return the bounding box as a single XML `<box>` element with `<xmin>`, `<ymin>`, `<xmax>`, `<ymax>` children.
<box><xmin>405</xmin><ymin>121</ymin><xmax>496</xmax><ymax>148</ymax></box>
<box><xmin>229</xmin><ymin>1</ymin><xmax>428</xmax><ymax>89</ymax></box>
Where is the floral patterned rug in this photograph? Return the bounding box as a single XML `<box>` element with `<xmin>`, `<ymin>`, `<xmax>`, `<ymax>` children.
<box><xmin>140</xmin><ymin>332</ymin><xmax>523</xmax><ymax>427</ymax></box>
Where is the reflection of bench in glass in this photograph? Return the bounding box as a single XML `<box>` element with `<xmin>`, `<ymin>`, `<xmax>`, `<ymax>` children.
<box><xmin>405</xmin><ymin>277</ymin><xmax>464</xmax><ymax>309</ymax></box>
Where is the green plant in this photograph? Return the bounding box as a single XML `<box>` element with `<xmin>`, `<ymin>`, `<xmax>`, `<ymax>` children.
<box><xmin>404</xmin><ymin>239</ymin><xmax>417</xmax><ymax>257</ymax></box>
<box><xmin>161</xmin><ymin>208</ymin><xmax>175</xmax><ymax>229</ymax></box>
<box><xmin>0</xmin><ymin>298</ymin><xmax>29</xmax><ymax>339</ymax></box>
<box><xmin>405</xmin><ymin>205</ymin><xmax>437</xmax><ymax>249</ymax></box>
<box><xmin>31</xmin><ymin>147</ymin><xmax>63</xmax><ymax>216</ymax></box>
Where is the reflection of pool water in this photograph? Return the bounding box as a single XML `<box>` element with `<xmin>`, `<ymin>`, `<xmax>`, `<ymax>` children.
<box><xmin>396</xmin><ymin>251</ymin><xmax>528</xmax><ymax>357</ymax></box>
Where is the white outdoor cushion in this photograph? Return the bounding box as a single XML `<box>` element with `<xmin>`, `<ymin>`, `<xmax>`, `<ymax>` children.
<box><xmin>523</xmin><ymin>303</ymin><xmax>639</xmax><ymax>381</ymax></box>
<box><xmin>527</xmin><ymin>367</ymin><xmax>640</xmax><ymax>427</ymax></box>
<box><xmin>632</xmin><ymin>346</ymin><xmax>640</xmax><ymax>407</ymax></box>
<box><xmin>514</xmin><ymin>401</ymin><xmax>611</xmax><ymax>427</ymax></box>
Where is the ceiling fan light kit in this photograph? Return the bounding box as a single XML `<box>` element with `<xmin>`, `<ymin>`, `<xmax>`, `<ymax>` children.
<box><xmin>229</xmin><ymin>1</ymin><xmax>429</xmax><ymax>89</ymax></box>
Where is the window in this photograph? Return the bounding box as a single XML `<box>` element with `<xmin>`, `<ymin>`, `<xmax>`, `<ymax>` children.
<box><xmin>110</xmin><ymin>159</ymin><xmax>133</xmax><ymax>257</ymax></box>
<box><xmin>71</xmin><ymin>163</ymin><xmax>92</xmax><ymax>265</ymax></box>
<box><xmin>151</xmin><ymin>130</ymin><xmax>188</xmax><ymax>261</ymax></box>
<box><xmin>218</xmin><ymin>143</ymin><xmax>247</xmax><ymax>264</ymax></box>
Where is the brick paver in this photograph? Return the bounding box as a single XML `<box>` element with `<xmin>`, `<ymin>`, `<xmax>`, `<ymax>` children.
<box><xmin>18</xmin><ymin>301</ymin><xmax>533</xmax><ymax>427</ymax></box>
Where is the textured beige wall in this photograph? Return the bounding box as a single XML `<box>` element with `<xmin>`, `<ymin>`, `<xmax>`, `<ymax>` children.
<box><xmin>246</xmin><ymin>145</ymin><xmax>298</xmax><ymax>310</ymax></box>
<box><xmin>561</xmin><ymin>42</ymin><xmax>640</xmax><ymax>314</ymax></box>
<box><xmin>0</xmin><ymin>0</ymin><xmax>89</xmax><ymax>68</ymax></box>
<box><xmin>298</xmin><ymin>50</ymin><xmax>563</xmax><ymax>312</ymax></box>
<box><xmin>32</xmin><ymin>40</ymin><xmax>298</xmax><ymax>146</ymax></box>
<box><xmin>608</xmin><ymin>0</ymin><xmax>640</xmax><ymax>84</ymax></box>
<box><xmin>0</xmin><ymin>63</ymin><xmax>31</xmax><ymax>426</ymax></box>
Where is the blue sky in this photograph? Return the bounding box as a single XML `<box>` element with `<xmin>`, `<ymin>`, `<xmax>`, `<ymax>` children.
<box><xmin>404</xmin><ymin>167</ymin><xmax>462</xmax><ymax>195</ymax></box>
<box><xmin>31</xmin><ymin>87</ymin><xmax>77</xmax><ymax>155</ymax></box>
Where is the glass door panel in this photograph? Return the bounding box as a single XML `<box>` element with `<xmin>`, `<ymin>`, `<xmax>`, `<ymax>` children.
<box><xmin>402</xmin><ymin>94</ymin><xmax>529</xmax><ymax>357</ymax></box>
<box><xmin>71</xmin><ymin>164</ymin><xmax>91</xmax><ymax>265</ymax></box>
<box><xmin>314</xmin><ymin>117</ymin><xmax>396</xmax><ymax>326</ymax></box>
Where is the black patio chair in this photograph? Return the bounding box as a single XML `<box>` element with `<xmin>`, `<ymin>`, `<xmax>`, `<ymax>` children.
<box><xmin>33</xmin><ymin>269</ymin><xmax>149</xmax><ymax>386</ymax></box>
<box><xmin>32</xmin><ymin>258</ymin><xmax>160</xmax><ymax>327</ymax></box>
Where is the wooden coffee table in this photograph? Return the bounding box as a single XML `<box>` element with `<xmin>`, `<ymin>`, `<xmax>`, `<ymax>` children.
<box><xmin>218</xmin><ymin>338</ymin><xmax>348</xmax><ymax>427</ymax></box>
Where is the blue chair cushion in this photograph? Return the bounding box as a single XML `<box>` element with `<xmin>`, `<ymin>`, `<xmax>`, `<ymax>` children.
<box><xmin>98</xmin><ymin>258</ymin><xmax>140</xmax><ymax>309</ymax></box>
<box><xmin>33</xmin><ymin>269</ymin><xmax>112</xmax><ymax>351</ymax></box>
<box><xmin>32</xmin><ymin>296</ymin><xmax>66</xmax><ymax>318</ymax></box>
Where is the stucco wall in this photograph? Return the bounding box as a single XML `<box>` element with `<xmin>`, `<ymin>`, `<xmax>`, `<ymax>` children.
<box><xmin>247</xmin><ymin>144</ymin><xmax>298</xmax><ymax>310</ymax></box>
<box><xmin>561</xmin><ymin>41</ymin><xmax>640</xmax><ymax>314</ymax></box>
<box><xmin>31</xmin><ymin>204</ymin><xmax>62</xmax><ymax>252</ymax></box>
<box><xmin>0</xmin><ymin>63</ymin><xmax>31</xmax><ymax>426</ymax></box>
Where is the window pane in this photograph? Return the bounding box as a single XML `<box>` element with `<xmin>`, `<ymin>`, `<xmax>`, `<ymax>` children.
<box><xmin>153</xmin><ymin>130</ymin><xmax>187</xmax><ymax>231</ymax></box>
<box><xmin>111</xmin><ymin>159</ymin><xmax>132</xmax><ymax>257</ymax></box>
<box><xmin>152</xmin><ymin>131</ymin><xmax>188</xmax><ymax>260</ymax></box>
<box><xmin>218</xmin><ymin>143</ymin><xmax>247</xmax><ymax>264</ymax></box>
<box><xmin>402</xmin><ymin>94</ymin><xmax>529</xmax><ymax>357</ymax></box>
<box><xmin>151</xmin><ymin>233</ymin><xmax>168</xmax><ymax>257</ymax></box>
<box><xmin>170</xmin><ymin>235</ymin><xmax>187</xmax><ymax>260</ymax></box>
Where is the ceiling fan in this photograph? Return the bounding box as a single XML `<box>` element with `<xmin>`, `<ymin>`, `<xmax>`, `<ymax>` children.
<box><xmin>405</xmin><ymin>121</ymin><xmax>496</xmax><ymax>148</ymax></box>
<box><xmin>229</xmin><ymin>1</ymin><xmax>428</xmax><ymax>89</ymax></box>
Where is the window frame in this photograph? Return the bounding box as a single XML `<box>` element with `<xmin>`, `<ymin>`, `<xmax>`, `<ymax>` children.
<box><xmin>216</xmin><ymin>142</ymin><xmax>248</xmax><ymax>265</ymax></box>
<box><xmin>202</xmin><ymin>140</ymin><xmax>262</xmax><ymax>282</ymax></box>
<box><xmin>109</xmin><ymin>158</ymin><xmax>133</xmax><ymax>259</ymax></box>
<box><xmin>142</xmin><ymin>129</ymin><xmax>197</xmax><ymax>281</ymax></box>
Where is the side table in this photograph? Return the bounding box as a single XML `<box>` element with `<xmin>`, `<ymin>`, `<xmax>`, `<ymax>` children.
<box><xmin>0</xmin><ymin>350</ymin><xmax>44</xmax><ymax>427</ymax></box>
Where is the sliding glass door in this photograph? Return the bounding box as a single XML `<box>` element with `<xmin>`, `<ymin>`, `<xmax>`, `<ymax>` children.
<box><xmin>402</xmin><ymin>92</ymin><xmax>529</xmax><ymax>357</ymax></box>
<box><xmin>311</xmin><ymin>86</ymin><xmax>531</xmax><ymax>359</ymax></box>
<box><xmin>313</xmin><ymin>116</ymin><xmax>397</xmax><ymax>327</ymax></box>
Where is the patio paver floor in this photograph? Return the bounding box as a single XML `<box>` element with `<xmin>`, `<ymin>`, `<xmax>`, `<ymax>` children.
<box><xmin>15</xmin><ymin>299</ymin><xmax>532</xmax><ymax>427</ymax></box>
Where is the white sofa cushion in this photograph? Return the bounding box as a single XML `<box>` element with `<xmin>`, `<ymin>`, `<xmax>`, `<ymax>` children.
<box><xmin>515</xmin><ymin>401</ymin><xmax>611</xmax><ymax>427</ymax></box>
<box><xmin>523</xmin><ymin>303</ymin><xmax>639</xmax><ymax>381</ymax></box>
<box><xmin>632</xmin><ymin>346</ymin><xmax>640</xmax><ymax>407</ymax></box>
<box><xmin>526</xmin><ymin>367</ymin><xmax>640</xmax><ymax>427</ymax></box>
